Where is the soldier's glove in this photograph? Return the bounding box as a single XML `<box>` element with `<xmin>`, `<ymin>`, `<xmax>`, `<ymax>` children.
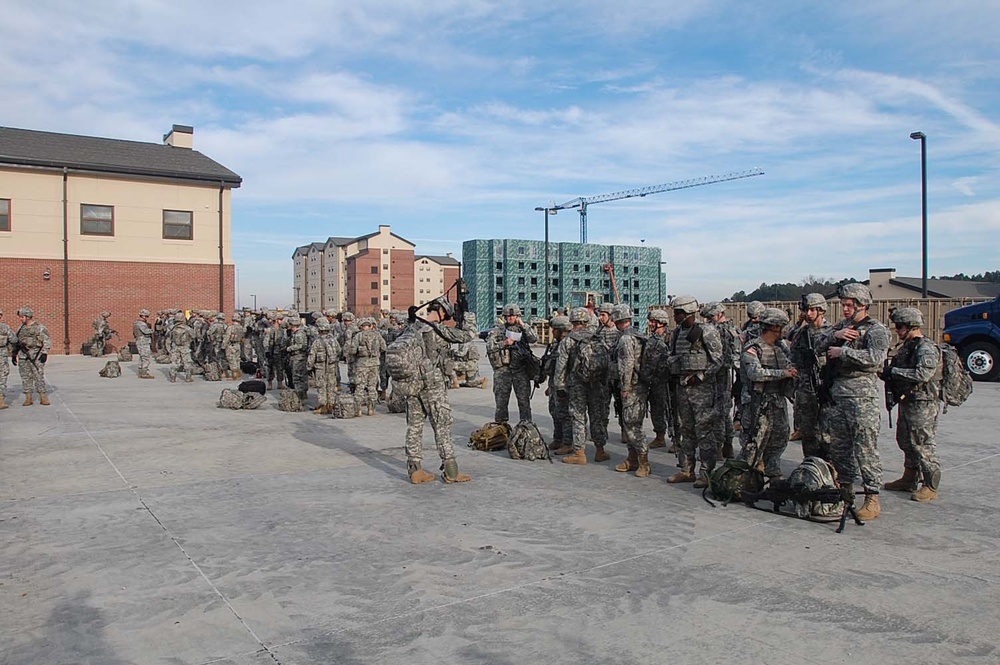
<box><xmin>39</xmin><ymin>353</ymin><xmax>48</xmax><ymax>364</ymax></box>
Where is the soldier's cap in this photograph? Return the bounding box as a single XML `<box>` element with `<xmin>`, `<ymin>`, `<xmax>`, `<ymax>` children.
<box><xmin>342</xmin><ymin>312</ymin><xmax>355</xmax><ymax>322</ymax></box>
<box><xmin>890</xmin><ymin>307</ymin><xmax>923</xmax><ymax>328</ymax></box>
<box><xmin>700</xmin><ymin>302</ymin><xmax>724</xmax><ymax>318</ymax></box>
<box><xmin>360</xmin><ymin>317</ymin><xmax>376</xmax><ymax>327</ymax></box>
<box><xmin>801</xmin><ymin>292</ymin><xmax>827</xmax><ymax>311</ymax></box>
<box><xmin>549</xmin><ymin>315</ymin><xmax>572</xmax><ymax>331</ymax></box>
<box><xmin>315</xmin><ymin>318</ymin><xmax>331</xmax><ymax>331</ymax></box>
<box><xmin>612</xmin><ymin>304</ymin><xmax>633</xmax><ymax>322</ymax></box>
<box><xmin>174</xmin><ymin>312</ymin><xmax>186</xmax><ymax>322</ymax></box>
<box><xmin>670</xmin><ymin>295</ymin><xmax>699</xmax><ymax>315</ymax></box>
<box><xmin>216</xmin><ymin>313</ymin><xmax>225</xmax><ymax>320</ymax></box>
<box><xmin>746</xmin><ymin>301</ymin><xmax>765</xmax><ymax>318</ymax></box>
<box><xmin>101</xmin><ymin>311</ymin><xmax>111</xmax><ymax>318</ymax></box>
<box><xmin>428</xmin><ymin>296</ymin><xmax>455</xmax><ymax>319</ymax></box>
<box><xmin>760</xmin><ymin>307</ymin><xmax>790</xmax><ymax>329</ymax></box>
<box><xmin>598</xmin><ymin>302</ymin><xmax>615</xmax><ymax>315</ymax></box>
<box><xmin>502</xmin><ymin>303</ymin><xmax>521</xmax><ymax>316</ymax></box>
<box><xmin>17</xmin><ymin>306</ymin><xmax>34</xmax><ymax>318</ymax></box>
<box><xmin>139</xmin><ymin>308</ymin><xmax>151</xmax><ymax>317</ymax></box>
<box><xmin>569</xmin><ymin>307</ymin><xmax>591</xmax><ymax>324</ymax></box>
<box><xmin>647</xmin><ymin>308</ymin><xmax>671</xmax><ymax>324</ymax></box>
<box><xmin>287</xmin><ymin>316</ymin><xmax>302</xmax><ymax>326</ymax></box>
<box><xmin>838</xmin><ymin>283</ymin><xmax>873</xmax><ymax>306</ymax></box>
<box><xmin>392</xmin><ymin>312</ymin><xmax>409</xmax><ymax>324</ymax></box>
<box><xmin>232</xmin><ymin>313</ymin><xmax>241</xmax><ymax>321</ymax></box>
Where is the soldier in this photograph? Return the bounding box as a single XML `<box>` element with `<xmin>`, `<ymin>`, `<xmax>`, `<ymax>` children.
<box><xmin>307</xmin><ymin>318</ymin><xmax>342</xmax><ymax>414</ymax></box>
<box><xmin>224</xmin><ymin>313</ymin><xmax>245</xmax><ymax>380</ymax></box>
<box><xmin>91</xmin><ymin>311</ymin><xmax>115</xmax><ymax>356</ymax></box>
<box><xmin>0</xmin><ymin>309</ymin><xmax>14</xmax><ymax>408</ymax></box>
<box><xmin>168</xmin><ymin>312</ymin><xmax>195</xmax><ymax>383</ymax></box>
<box><xmin>552</xmin><ymin>307</ymin><xmax>611</xmax><ymax>465</ymax></box>
<box><xmin>286</xmin><ymin>316</ymin><xmax>310</xmax><ymax>406</ymax></box>
<box><xmin>399</xmin><ymin>298</ymin><xmax>474</xmax><ymax>484</ymax></box>
<box><xmin>134</xmin><ymin>309</ymin><xmax>155</xmax><ymax>379</ymax></box>
<box><xmin>451</xmin><ymin>312</ymin><xmax>488</xmax><ymax>388</ymax></box>
<box><xmin>346</xmin><ymin>317</ymin><xmax>386</xmax><ymax>415</ymax></box>
<box><xmin>485</xmin><ymin>304</ymin><xmax>538</xmax><ymax>424</ymax></box>
<box><xmin>13</xmin><ymin>307</ymin><xmax>52</xmax><ymax>406</ymax></box>
<box><xmin>540</xmin><ymin>315</ymin><xmax>572</xmax><ymax>451</ymax></box>
<box><xmin>787</xmin><ymin>293</ymin><xmax>831</xmax><ymax>457</ymax></box>
<box><xmin>740</xmin><ymin>301</ymin><xmax>765</xmax><ymax>344</ymax></box>
<box><xmin>815</xmin><ymin>283</ymin><xmax>890</xmax><ymax>521</ymax></box>
<box><xmin>613</xmin><ymin>305</ymin><xmax>652</xmax><ymax>478</ymax></box>
<box><xmin>702</xmin><ymin>302</ymin><xmax>739</xmax><ymax>459</ymax></box>
<box><xmin>739</xmin><ymin>308</ymin><xmax>797</xmax><ymax>479</ymax></box>
<box><xmin>190</xmin><ymin>311</ymin><xmax>209</xmax><ymax>365</ymax></box>
<box><xmin>666</xmin><ymin>296</ymin><xmax>724</xmax><ymax>486</ymax></box>
<box><xmin>595</xmin><ymin>302</ymin><xmax>624</xmax><ymax>442</ymax></box>
<box><xmin>883</xmin><ymin>307</ymin><xmax>942</xmax><ymax>502</ymax></box>
<box><xmin>644</xmin><ymin>309</ymin><xmax>673</xmax><ymax>451</ymax></box>
<box><xmin>208</xmin><ymin>313</ymin><xmax>227</xmax><ymax>373</ymax></box>
<box><xmin>264</xmin><ymin>313</ymin><xmax>285</xmax><ymax>389</ymax></box>
<box><xmin>340</xmin><ymin>312</ymin><xmax>359</xmax><ymax>390</ymax></box>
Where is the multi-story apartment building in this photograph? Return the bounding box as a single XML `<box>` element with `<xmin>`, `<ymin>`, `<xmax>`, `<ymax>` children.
<box><xmin>462</xmin><ymin>239</ymin><xmax>667</xmax><ymax>324</ymax></box>
<box><xmin>0</xmin><ymin>124</ymin><xmax>241</xmax><ymax>354</ymax></box>
<box><xmin>415</xmin><ymin>254</ymin><xmax>461</xmax><ymax>304</ymax></box>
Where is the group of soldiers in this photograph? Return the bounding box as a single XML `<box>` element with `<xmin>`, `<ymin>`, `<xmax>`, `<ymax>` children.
<box><xmin>0</xmin><ymin>307</ymin><xmax>52</xmax><ymax>408</ymax></box>
<box><xmin>491</xmin><ymin>282</ymin><xmax>944</xmax><ymax>522</ymax></box>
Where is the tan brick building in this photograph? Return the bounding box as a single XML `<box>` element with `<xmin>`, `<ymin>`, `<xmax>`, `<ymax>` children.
<box><xmin>0</xmin><ymin>125</ymin><xmax>241</xmax><ymax>353</ymax></box>
<box><xmin>415</xmin><ymin>254</ymin><xmax>461</xmax><ymax>303</ymax></box>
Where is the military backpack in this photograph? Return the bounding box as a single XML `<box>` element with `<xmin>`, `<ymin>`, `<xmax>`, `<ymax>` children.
<box><xmin>785</xmin><ymin>456</ymin><xmax>843</xmax><ymax>521</ymax></box>
<box><xmin>98</xmin><ymin>360</ymin><xmax>122</xmax><ymax>378</ymax></box>
<box><xmin>572</xmin><ymin>332</ymin><xmax>610</xmax><ymax>383</ymax></box>
<box><xmin>507</xmin><ymin>420</ymin><xmax>551</xmax><ymax>461</ymax></box>
<box><xmin>385</xmin><ymin>327</ymin><xmax>426</xmax><ymax>387</ymax></box>
<box><xmin>331</xmin><ymin>393</ymin><xmax>359</xmax><ymax>419</ymax></box>
<box><xmin>938</xmin><ymin>343</ymin><xmax>973</xmax><ymax>410</ymax></box>
<box><xmin>706</xmin><ymin>459</ymin><xmax>763</xmax><ymax>506</ymax></box>
<box><xmin>468</xmin><ymin>421</ymin><xmax>512</xmax><ymax>452</ymax></box>
<box><xmin>117</xmin><ymin>346</ymin><xmax>133</xmax><ymax>362</ymax></box>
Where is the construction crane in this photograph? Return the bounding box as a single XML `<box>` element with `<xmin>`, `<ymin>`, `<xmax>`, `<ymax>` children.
<box><xmin>603</xmin><ymin>264</ymin><xmax>621</xmax><ymax>304</ymax></box>
<box><xmin>547</xmin><ymin>168</ymin><xmax>764</xmax><ymax>243</ymax></box>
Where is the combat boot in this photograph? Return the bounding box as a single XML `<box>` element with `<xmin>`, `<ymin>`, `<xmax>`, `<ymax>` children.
<box><xmin>615</xmin><ymin>449</ymin><xmax>639</xmax><ymax>472</ymax></box>
<box><xmin>648</xmin><ymin>433</ymin><xmax>666</xmax><ymax>449</ymax></box>
<box><xmin>667</xmin><ymin>441</ymin><xmax>678</xmax><ymax>454</ymax></box>
<box><xmin>562</xmin><ymin>448</ymin><xmax>587</xmax><ymax>465</ymax></box>
<box><xmin>667</xmin><ymin>460</ymin><xmax>696</xmax><ymax>483</ymax></box>
<box><xmin>911</xmin><ymin>470</ymin><xmax>940</xmax><ymax>502</ymax></box>
<box><xmin>268</xmin><ymin>379</ymin><xmax>274</xmax><ymax>390</ymax></box>
<box><xmin>140</xmin><ymin>371</ymin><xmax>155</xmax><ymax>379</ymax></box>
<box><xmin>635</xmin><ymin>453</ymin><xmax>652</xmax><ymax>478</ymax></box>
<box><xmin>39</xmin><ymin>392</ymin><xmax>50</xmax><ymax>406</ymax></box>
<box><xmin>789</xmin><ymin>429</ymin><xmax>803</xmax><ymax>441</ymax></box>
<box><xmin>552</xmin><ymin>444</ymin><xmax>574</xmax><ymax>455</ymax></box>
<box><xmin>856</xmin><ymin>493</ymin><xmax>881</xmax><ymax>520</ymax></box>
<box><xmin>22</xmin><ymin>393</ymin><xmax>33</xmax><ymax>406</ymax></box>
<box><xmin>884</xmin><ymin>467</ymin><xmax>919</xmax><ymax>492</ymax></box>
<box><xmin>355</xmin><ymin>404</ymin><xmax>363</xmax><ymax>418</ymax></box>
<box><xmin>693</xmin><ymin>471</ymin><xmax>710</xmax><ymax>489</ymax></box>
<box><xmin>548</xmin><ymin>440</ymin><xmax>565</xmax><ymax>452</ymax></box>
<box><xmin>441</xmin><ymin>458</ymin><xmax>472</xmax><ymax>483</ymax></box>
<box><xmin>313</xmin><ymin>405</ymin><xmax>326</xmax><ymax>414</ymax></box>
<box><xmin>408</xmin><ymin>461</ymin><xmax>436</xmax><ymax>484</ymax></box>
<box><xmin>169</xmin><ymin>374</ymin><xmax>177</xmax><ymax>383</ymax></box>
<box><xmin>367</xmin><ymin>403</ymin><xmax>376</xmax><ymax>416</ymax></box>
<box><xmin>450</xmin><ymin>376</ymin><xmax>460</xmax><ymax>389</ymax></box>
<box><xmin>185</xmin><ymin>376</ymin><xmax>194</xmax><ymax>383</ymax></box>
<box><xmin>721</xmin><ymin>439</ymin><xmax>734</xmax><ymax>459</ymax></box>
<box><xmin>621</xmin><ymin>431</ymin><xmax>631</xmax><ymax>444</ymax></box>
<box><xmin>479</xmin><ymin>377</ymin><xmax>489</xmax><ymax>389</ymax></box>
<box><xmin>593</xmin><ymin>445</ymin><xmax>610</xmax><ymax>462</ymax></box>
<box><xmin>0</xmin><ymin>396</ymin><xmax>7</xmax><ymax>410</ymax></box>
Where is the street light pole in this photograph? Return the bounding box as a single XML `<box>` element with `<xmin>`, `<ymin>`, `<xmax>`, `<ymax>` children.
<box><xmin>535</xmin><ymin>206</ymin><xmax>556</xmax><ymax>317</ymax></box>
<box><xmin>251</xmin><ymin>294</ymin><xmax>257</xmax><ymax>310</ymax></box>
<box><xmin>910</xmin><ymin>131</ymin><xmax>928</xmax><ymax>297</ymax></box>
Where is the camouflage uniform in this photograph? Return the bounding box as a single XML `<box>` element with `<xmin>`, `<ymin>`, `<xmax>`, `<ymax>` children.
<box><xmin>265</xmin><ymin>317</ymin><xmax>287</xmax><ymax>387</ymax></box>
<box><xmin>485</xmin><ymin>306</ymin><xmax>538</xmax><ymax>423</ymax></box>
<box><xmin>595</xmin><ymin>307</ymin><xmax>622</xmax><ymax>437</ymax></box>
<box><xmin>340</xmin><ymin>314</ymin><xmax>359</xmax><ymax>388</ymax></box>
<box><xmin>710</xmin><ymin>311</ymin><xmax>740</xmax><ymax>453</ymax></box>
<box><xmin>133</xmin><ymin>310</ymin><xmax>154</xmax><ymax>378</ymax></box>
<box><xmin>451</xmin><ymin>312</ymin><xmax>486</xmax><ymax>387</ymax></box>
<box><xmin>286</xmin><ymin>319</ymin><xmax>310</xmax><ymax>403</ymax></box>
<box><xmin>541</xmin><ymin>317</ymin><xmax>571</xmax><ymax>446</ymax></box>
<box><xmin>168</xmin><ymin>316</ymin><xmax>195</xmax><ymax>382</ymax></box>
<box><xmin>209</xmin><ymin>315</ymin><xmax>228</xmax><ymax>371</ymax></box>
<box><xmin>617</xmin><ymin>319</ymin><xmax>649</xmax><ymax>455</ymax></box>
<box><xmin>815</xmin><ymin>305</ymin><xmax>890</xmax><ymax>495</ymax></box>
<box><xmin>346</xmin><ymin>322</ymin><xmax>386</xmax><ymax>414</ymax></box>
<box><xmin>889</xmin><ymin>332</ymin><xmax>942</xmax><ymax>483</ymax></box>
<box><xmin>740</xmin><ymin>326</ymin><xmax>794</xmax><ymax>478</ymax></box>
<box><xmin>788</xmin><ymin>318</ymin><xmax>832</xmax><ymax>458</ymax></box>
<box><xmin>92</xmin><ymin>312</ymin><xmax>114</xmax><ymax>356</ymax></box>
<box><xmin>224</xmin><ymin>316</ymin><xmax>244</xmax><ymax>377</ymax></box>
<box><xmin>307</xmin><ymin>321</ymin><xmax>342</xmax><ymax>412</ymax></box>
<box><xmin>14</xmin><ymin>309</ymin><xmax>52</xmax><ymax>400</ymax></box>
<box><xmin>553</xmin><ymin>317</ymin><xmax>609</xmax><ymax>455</ymax></box>
<box><xmin>643</xmin><ymin>313</ymin><xmax>672</xmax><ymax>443</ymax></box>
<box><xmin>0</xmin><ymin>311</ymin><xmax>14</xmax><ymax>404</ymax></box>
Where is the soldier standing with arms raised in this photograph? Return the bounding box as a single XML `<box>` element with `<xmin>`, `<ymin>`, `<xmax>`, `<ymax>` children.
<box><xmin>613</xmin><ymin>305</ymin><xmax>651</xmax><ymax>478</ymax></box>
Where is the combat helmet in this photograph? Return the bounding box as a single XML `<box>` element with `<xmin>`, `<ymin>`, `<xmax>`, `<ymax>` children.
<box><xmin>139</xmin><ymin>309</ymin><xmax>151</xmax><ymax>317</ymax></box>
<box><xmin>700</xmin><ymin>302</ymin><xmax>724</xmax><ymax>318</ymax></box>
<box><xmin>801</xmin><ymin>293</ymin><xmax>827</xmax><ymax>311</ymax></box>
<box><xmin>315</xmin><ymin>317</ymin><xmax>331</xmax><ymax>331</ymax></box>
<box><xmin>647</xmin><ymin>309</ymin><xmax>671</xmax><ymax>325</ymax></box>
<box><xmin>746</xmin><ymin>301</ymin><xmax>765</xmax><ymax>318</ymax></box>
<box><xmin>549</xmin><ymin>315</ymin><xmax>572</xmax><ymax>331</ymax></box>
<box><xmin>890</xmin><ymin>307</ymin><xmax>923</xmax><ymax>328</ymax></box>
<box><xmin>503</xmin><ymin>303</ymin><xmax>522</xmax><ymax>317</ymax></box>
<box><xmin>569</xmin><ymin>307</ymin><xmax>591</xmax><ymax>324</ymax></box>
<box><xmin>839</xmin><ymin>283</ymin><xmax>873</xmax><ymax>306</ymax></box>
<box><xmin>612</xmin><ymin>304</ymin><xmax>633</xmax><ymax>322</ymax></box>
<box><xmin>670</xmin><ymin>295</ymin><xmax>699</xmax><ymax>315</ymax></box>
<box><xmin>759</xmin><ymin>307</ymin><xmax>790</xmax><ymax>329</ymax></box>
<box><xmin>597</xmin><ymin>302</ymin><xmax>615</xmax><ymax>315</ymax></box>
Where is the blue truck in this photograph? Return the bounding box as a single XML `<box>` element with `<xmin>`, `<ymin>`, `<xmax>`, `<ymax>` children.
<box><xmin>943</xmin><ymin>295</ymin><xmax>1000</xmax><ymax>382</ymax></box>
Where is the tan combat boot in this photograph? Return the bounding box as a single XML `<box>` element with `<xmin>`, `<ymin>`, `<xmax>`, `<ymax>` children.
<box><xmin>789</xmin><ymin>430</ymin><xmax>803</xmax><ymax>441</ymax></box>
<box><xmin>22</xmin><ymin>393</ymin><xmax>34</xmax><ymax>406</ymax></box>
<box><xmin>552</xmin><ymin>444</ymin><xmax>574</xmax><ymax>455</ymax></box>
<box><xmin>548</xmin><ymin>439</ymin><xmax>565</xmax><ymax>452</ymax></box>
<box><xmin>39</xmin><ymin>392</ymin><xmax>51</xmax><ymax>406</ymax></box>
<box><xmin>562</xmin><ymin>448</ymin><xmax>587</xmax><ymax>465</ymax></box>
<box><xmin>593</xmin><ymin>445</ymin><xmax>610</xmax><ymax>463</ymax></box>
<box><xmin>408</xmin><ymin>462</ymin><xmax>436</xmax><ymax>484</ymax></box>
<box><xmin>615</xmin><ymin>449</ymin><xmax>639</xmax><ymax>472</ymax></box>
<box><xmin>648</xmin><ymin>433</ymin><xmax>666</xmax><ymax>449</ymax></box>
<box><xmin>911</xmin><ymin>470</ymin><xmax>940</xmax><ymax>502</ymax></box>
<box><xmin>667</xmin><ymin>465</ymin><xmax>696</xmax><ymax>484</ymax></box>
<box><xmin>441</xmin><ymin>458</ymin><xmax>472</xmax><ymax>483</ymax></box>
<box><xmin>479</xmin><ymin>377</ymin><xmax>489</xmax><ymax>389</ymax></box>
<box><xmin>450</xmin><ymin>376</ymin><xmax>460</xmax><ymax>389</ymax></box>
<box><xmin>0</xmin><ymin>396</ymin><xmax>7</xmax><ymax>410</ymax></box>
<box><xmin>635</xmin><ymin>453</ymin><xmax>652</xmax><ymax>478</ymax></box>
<box><xmin>884</xmin><ymin>467</ymin><xmax>919</xmax><ymax>492</ymax></box>
<box><xmin>313</xmin><ymin>405</ymin><xmax>327</xmax><ymax>414</ymax></box>
<box><xmin>856</xmin><ymin>493</ymin><xmax>881</xmax><ymax>520</ymax></box>
<box><xmin>140</xmin><ymin>371</ymin><xmax>155</xmax><ymax>379</ymax></box>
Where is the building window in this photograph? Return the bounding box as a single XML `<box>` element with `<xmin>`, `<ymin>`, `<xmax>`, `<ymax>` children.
<box><xmin>572</xmin><ymin>278</ymin><xmax>579</xmax><ymax>287</ymax></box>
<box><xmin>0</xmin><ymin>199</ymin><xmax>9</xmax><ymax>231</ymax></box>
<box><xmin>552</xmin><ymin>278</ymin><xmax>559</xmax><ymax>286</ymax></box>
<box><xmin>496</xmin><ymin>261</ymin><xmax>503</xmax><ymax>270</ymax></box>
<box><xmin>584</xmin><ymin>279</ymin><xmax>591</xmax><ymax>286</ymax></box>
<box><xmin>383</xmin><ymin>264</ymin><xmax>388</xmax><ymax>269</ymax></box>
<box><xmin>530</xmin><ymin>277</ymin><xmax>537</xmax><ymax>286</ymax></box>
<box><xmin>496</xmin><ymin>292</ymin><xmax>503</xmax><ymax>300</ymax></box>
<box><xmin>496</xmin><ymin>277</ymin><xmax>503</xmax><ymax>286</ymax></box>
<box><xmin>584</xmin><ymin>265</ymin><xmax>591</xmax><ymax>273</ymax></box>
<box><xmin>530</xmin><ymin>292</ymin><xmax>538</xmax><ymax>301</ymax></box>
<box><xmin>383</xmin><ymin>295</ymin><xmax>389</xmax><ymax>301</ymax></box>
<box><xmin>518</xmin><ymin>246</ymin><xmax>525</xmax><ymax>255</ymax></box>
<box><xmin>551</xmin><ymin>264</ymin><xmax>558</xmax><ymax>272</ymax></box>
<box><xmin>371</xmin><ymin>282</ymin><xmax>378</xmax><ymax>290</ymax></box>
<box><xmin>383</xmin><ymin>248</ymin><xmax>389</xmax><ymax>254</ymax></box>
<box><xmin>518</xmin><ymin>277</ymin><xmax>525</xmax><ymax>285</ymax></box>
<box><xmin>633</xmin><ymin>280</ymin><xmax>639</xmax><ymax>288</ymax></box>
<box><xmin>371</xmin><ymin>297</ymin><xmax>378</xmax><ymax>305</ymax></box>
<box><xmin>530</xmin><ymin>307</ymin><xmax>538</xmax><ymax>315</ymax></box>
<box><xmin>383</xmin><ymin>280</ymin><xmax>389</xmax><ymax>285</ymax></box>
<box><xmin>371</xmin><ymin>266</ymin><xmax>378</xmax><ymax>274</ymax></box>
<box><xmin>518</xmin><ymin>261</ymin><xmax>524</xmax><ymax>269</ymax></box>
<box><xmin>518</xmin><ymin>292</ymin><xmax>525</xmax><ymax>300</ymax></box>
<box><xmin>162</xmin><ymin>209</ymin><xmax>193</xmax><ymax>240</ymax></box>
<box><xmin>633</xmin><ymin>267</ymin><xmax>639</xmax><ymax>275</ymax></box>
<box><xmin>573</xmin><ymin>264</ymin><xmax>579</xmax><ymax>272</ymax></box>
<box><xmin>81</xmin><ymin>203</ymin><xmax>114</xmax><ymax>236</ymax></box>
<box><xmin>531</xmin><ymin>262</ymin><xmax>537</xmax><ymax>270</ymax></box>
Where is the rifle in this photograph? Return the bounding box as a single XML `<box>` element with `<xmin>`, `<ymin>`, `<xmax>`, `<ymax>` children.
<box><xmin>741</xmin><ymin>479</ymin><xmax>864</xmax><ymax>533</ymax></box>
<box><xmin>535</xmin><ymin>342</ymin><xmax>555</xmax><ymax>389</ymax></box>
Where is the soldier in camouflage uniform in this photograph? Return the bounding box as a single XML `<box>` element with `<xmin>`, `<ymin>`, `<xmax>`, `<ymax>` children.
<box><xmin>209</xmin><ymin>313</ymin><xmax>228</xmax><ymax>373</ymax></box>
<box><xmin>0</xmin><ymin>309</ymin><xmax>14</xmax><ymax>408</ymax></box>
<box><xmin>739</xmin><ymin>308</ymin><xmax>797</xmax><ymax>478</ymax></box>
<box><xmin>702</xmin><ymin>302</ymin><xmax>738</xmax><ymax>459</ymax></box>
<box><xmin>346</xmin><ymin>317</ymin><xmax>386</xmax><ymax>415</ymax></box>
<box><xmin>644</xmin><ymin>309</ymin><xmax>673</xmax><ymax>451</ymax></box>
<box><xmin>286</xmin><ymin>316</ymin><xmax>310</xmax><ymax>406</ymax></box>
<box><xmin>307</xmin><ymin>318</ymin><xmax>342</xmax><ymax>414</ymax></box>
<box><xmin>340</xmin><ymin>312</ymin><xmax>359</xmax><ymax>390</ymax></box>
<box><xmin>13</xmin><ymin>307</ymin><xmax>52</xmax><ymax>406</ymax></box>
<box><xmin>666</xmin><ymin>296</ymin><xmax>724</xmax><ymax>486</ymax></box>
<box><xmin>815</xmin><ymin>283</ymin><xmax>890</xmax><ymax>521</ymax></box>
<box><xmin>787</xmin><ymin>293</ymin><xmax>831</xmax><ymax>458</ymax></box>
<box><xmin>224</xmin><ymin>313</ymin><xmax>245</xmax><ymax>380</ymax></box>
<box><xmin>451</xmin><ymin>312</ymin><xmax>488</xmax><ymax>388</ymax></box>
<box><xmin>613</xmin><ymin>305</ymin><xmax>652</xmax><ymax>477</ymax></box>
<box><xmin>265</xmin><ymin>313</ymin><xmax>285</xmax><ymax>389</ymax></box>
<box><xmin>595</xmin><ymin>302</ymin><xmax>624</xmax><ymax>442</ymax></box>
<box><xmin>401</xmin><ymin>298</ymin><xmax>475</xmax><ymax>484</ymax></box>
<box><xmin>91</xmin><ymin>311</ymin><xmax>115</xmax><ymax>356</ymax></box>
<box><xmin>540</xmin><ymin>315</ymin><xmax>572</xmax><ymax>450</ymax></box>
<box><xmin>168</xmin><ymin>312</ymin><xmax>195</xmax><ymax>383</ymax></box>
<box><xmin>883</xmin><ymin>307</ymin><xmax>942</xmax><ymax>502</ymax></box>
<box><xmin>485</xmin><ymin>304</ymin><xmax>538</xmax><ymax>424</ymax></box>
<box><xmin>553</xmin><ymin>307</ymin><xmax>611</xmax><ymax>465</ymax></box>
<box><xmin>134</xmin><ymin>309</ymin><xmax>155</xmax><ymax>379</ymax></box>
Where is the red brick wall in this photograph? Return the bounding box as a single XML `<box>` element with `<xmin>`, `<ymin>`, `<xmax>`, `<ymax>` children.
<box><xmin>0</xmin><ymin>257</ymin><xmax>234</xmax><ymax>354</ymax></box>
<box><xmin>347</xmin><ymin>249</ymin><xmax>381</xmax><ymax>316</ymax></box>
<box><xmin>390</xmin><ymin>248</ymin><xmax>415</xmax><ymax>308</ymax></box>
<box><xmin>443</xmin><ymin>265</ymin><xmax>460</xmax><ymax>292</ymax></box>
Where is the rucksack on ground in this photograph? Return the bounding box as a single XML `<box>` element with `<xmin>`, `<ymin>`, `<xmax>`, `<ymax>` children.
<box><xmin>118</xmin><ymin>346</ymin><xmax>133</xmax><ymax>362</ymax></box>
<box><xmin>938</xmin><ymin>343</ymin><xmax>973</xmax><ymax>410</ymax></box>
<box><xmin>331</xmin><ymin>393</ymin><xmax>358</xmax><ymax>419</ymax></box>
<box><xmin>277</xmin><ymin>389</ymin><xmax>302</xmax><ymax>412</ymax></box>
<box><xmin>507</xmin><ymin>420</ymin><xmax>551</xmax><ymax>461</ymax></box>
<box><xmin>202</xmin><ymin>362</ymin><xmax>221</xmax><ymax>381</ymax></box>
<box><xmin>385</xmin><ymin>327</ymin><xmax>426</xmax><ymax>388</ymax></box>
<box><xmin>573</xmin><ymin>333</ymin><xmax>610</xmax><ymax>383</ymax></box>
<box><xmin>706</xmin><ymin>459</ymin><xmax>763</xmax><ymax>505</ymax></box>
<box><xmin>468</xmin><ymin>422</ymin><xmax>512</xmax><ymax>452</ymax></box>
<box><xmin>218</xmin><ymin>388</ymin><xmax>267</xmax><ymax>410</ymax></box>
<box><xmin>785</xmin><ymin>457</ymin><xmax>844</xmax><ymax>521</ymax></box>
<box><xmin>98</xmin><ymin>360</ymin><xmax>122</xmax><ymax>378</ymax></box>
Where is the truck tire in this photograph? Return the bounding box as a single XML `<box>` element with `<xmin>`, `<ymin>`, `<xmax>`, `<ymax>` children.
<box><xmin>961</xmin><ymin>341</ymin><xmax>999</xmax><ymax>382</ymax></box>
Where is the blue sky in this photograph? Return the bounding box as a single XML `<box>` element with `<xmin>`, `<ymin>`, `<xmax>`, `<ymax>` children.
<box><xmin>4</xmin><ymin>1</ymin><xmax>998</xmax><ymax>308</ymax></box>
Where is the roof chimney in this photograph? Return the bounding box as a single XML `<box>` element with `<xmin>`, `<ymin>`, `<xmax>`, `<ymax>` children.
<box><xmin>163</xmin><ymin>124</ymin><xmax>194</xmax><ymax>149</ymax></box>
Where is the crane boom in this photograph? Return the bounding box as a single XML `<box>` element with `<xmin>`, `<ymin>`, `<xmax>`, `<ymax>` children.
<box><xmin>548</xmin><ymin>167</ymin><xmax>764</xmax><ymax>243</ymax></box>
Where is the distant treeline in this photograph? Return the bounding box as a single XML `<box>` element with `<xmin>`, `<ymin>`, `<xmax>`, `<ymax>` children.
<box><xmin>725</xmin><ymin>271</ymin><xmax>999</xmax><ymax>303</ymax></box>
<box><xmin>934</xmin><ymin>271</ymin><xmax>1000</xmax><ymax>283</ymax></box>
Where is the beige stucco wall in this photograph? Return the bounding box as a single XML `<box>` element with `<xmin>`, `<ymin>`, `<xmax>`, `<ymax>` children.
<box><xmin>868</xmin><ymin>269</ymin><xmax>922</xmax><ymax>299</ymax></box>
<box><xmin>0</xmin><ymin>167</ymin><xmax>233</xmax><ymax>263</ymax></box>
<box><xmin>415</xmin><ymin>257</ymin><xmax>448</xmax><ymax>300</ymax></box>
